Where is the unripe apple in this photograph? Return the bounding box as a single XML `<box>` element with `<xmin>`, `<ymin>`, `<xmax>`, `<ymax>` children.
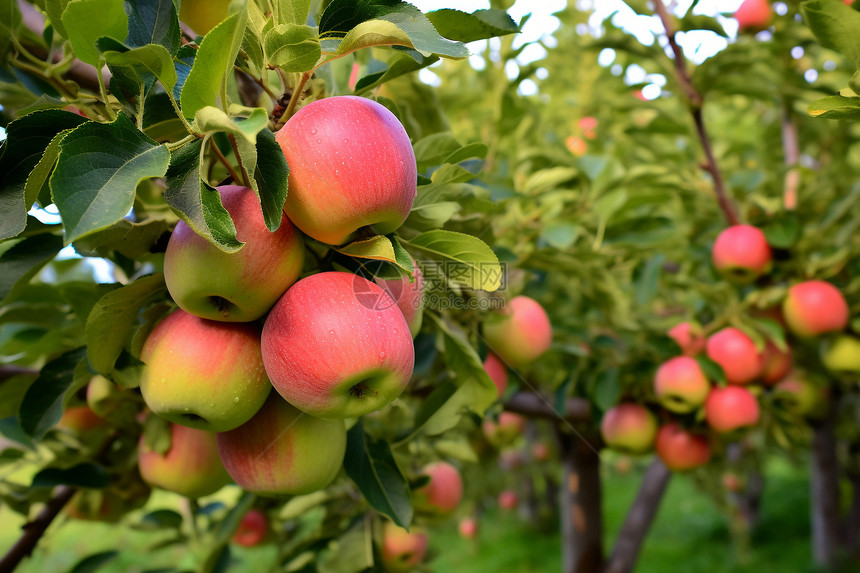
<box><xmin>774</xmin><ymin>377</ymin><xmax>829</xmax><ymax>420</ymax></box>
<box><xmin>216</xmin><ymin>394</ymin><xmax>346</xmax><ymax>496</ymax></box>
<box><xmin>498</xmin><ymin>490</ymin><xmax>519</xmax><ymax>511</ymax></box>
<box><xmin>381</xmin><ymin>522</ymin><xmax>428</xmax><ymax>573</ymax></box>
<box><xmin>667</xmin><ymin>322</ymin><xmax>706</xmax><ymax>356</ymax></box>
<box><xmin>57</xmin><ymin>406</ymin><xmax>105</xmax><ymax>433</ymax></box>
<box><xmin>140</xmin><ymin>310</ymin><xmax>271</xmax><ymax>432</ymax></box>
<box><xmin>414</xmin><ymin>462</ymin><xmax>463</xmax><ymax>515</ymax></box>
<box><xmin>164</xmin><ymin>185</ymin><xmax>304</xmax><ymax>322</ymax></box>
<box><xmin>275</xmin><ymin>96</ymin><xmax>417</xmax><ymax>245</ymax></box>
<box><xmin>655</xmin><ymin>423</ymin><xmax>711</xmax><ymax>472</ymax></box>
<box><xmin>482</xmin><ymin>296</ymin><xmax>552</xmax><ymax>370</ymax></box>
<box><xmin>85</xmin><ymin>375</ymin><xmax>115</xmax><ymax>418</ymax></box>
<box><xmin>232</xmin><ymin>509</ymin><xmax>269</xmax><ymax>547</ymax></box>
<box><xmin>653</xmin><ymin>356</ymin><xmax>710</xmax><ymax>413</ymax></box>
<box><xmin>823</xmin><ymin>335</ymin><xmax>860</xmax><ymax>373</ymax></box>
<box><xmin>138</xmin><ymin>423</ymin><xmax>231</xmax><ymax>498</ymax></box>
<box><xmin>482</xmin><ymin>412</ymin><xmax>526</xmax><ymax>447</ymax></box>
<box><xmin>704</xmin><ymin>386</ymin><xmax>760</xmax><ymax>433</ymax></box>
<box><xmin>458</xmin><ymin>517</ymin><xmax>478</xmax><ymax>540</ymax></box>
<box><xmin>783</xmin><ymin>281</ymin><xmax>849</xmax><ymax>337</ymax></box>
<box><xmin>261</xmin><ymin>272</ymin><xmax>414</xmax><ymax>419</ymax></box>
<box><xmin>735</xmin><ymin>0</ymin><xmax>772</xmax><ymax>32</ymax></box>
<box><xmin>483</xmin><ymin>352</ymin><xmax>509</xmax><ymax>397</ymax></box>
<box><xmin>179</xmin><ymin>0</ymin><xmax>230</xmax><ymax>36</ymax></box>
<box><xmin>706</xmin><ymin>328</ymin><xmax>764</xmax><ymax>385</ymax></box>
<box><xmin>600</xmin><ymin>403</ymin><xmax>658</xmax><ymax>455</ymax></box>
<box><xmin>760</xmin><ymin>341</ymin><xmax>792</xmax><ymax>385</ymax></box>
<box><xmin>711</xmin><ymin>225</ymin><xmax>772</xmax><ymax>283</ymax></box>
<box><xmin>375</xmin><ymin>260</ymin><xmax>424</xmax><ymax>338</ymax></box>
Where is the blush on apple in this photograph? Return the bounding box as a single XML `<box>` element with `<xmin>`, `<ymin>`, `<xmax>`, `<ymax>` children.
<box><xmin>482</xmin><ymin>412</ymin><xmax>526</xmax><ymax>447</ymax></box>
<box><xmin>600</xmin><ymin>403</ymin><xmax>658</xmax><ymax>454</ymax></box>
<box><xmin>381</xmin><ymin>522</ymin><xmax>429</xmax><ymax>573</ymax></box>
<box><xmin>704</xmin><ymin>386</ymin><xmax>760</xmax><ymax>433</ymax></box>
<box><xmin>655</xmin><ymin>423</ymin><xmax>711</xmax><ymax>472</ymax></box>
<box><xmin>232</xmin><ymin>509</ymin><xmax>269</xmax><ymax>547</ymax></box>
<box><xmin>498</xmin><ymin>490</ymin><xmax>519</xmax><ymax>511</ymax></box>
<box><xmin>783</xmin><ymin>281</ymin><xmax>849</xmax><ymax>337</ymax></box>
<box><xmin>458</xmin><ymin>517</ymin><xmax>478</xmax><ymax>540</ymax></box>
<box><xmin>711</xmin><ymin>224</ymin><xmax>772</xmax><ymax>283</ymax></box>
<box><xmin>706</xmin><ymin>328</ymin><xmax>764</xmax><ymax>385</ymax></box>
<box><xmin>483</xmin><ymin>352</ymin><xmax>509</xmax><ymax>397</ymax></box>
<box><xmin>735</xmin><ymin>0</ymin><xmax>772</xmax><ymax>32</ymax></box>
<box><xmin>414</xmin><ymin>461</ymin><xmax>463</xmax><ymax>515</ymax></box>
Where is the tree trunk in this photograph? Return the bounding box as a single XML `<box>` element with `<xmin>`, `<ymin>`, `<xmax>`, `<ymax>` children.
<box><xmin>558</xmin><ymin>430</ymin><xmax>604</xmax><ymax>573</ymax></box>
<box><xmin>604</xmin><ymin>458</ymin><xmax>672</xmax><ymax>573</ymax></box>
<box><xmin>811</xmin><ymin>416</ymin><xmax>841</xmax><ymax>569</ymax></box>
<box><xmin>845</xmin><ymin>470</ymin><xmax>860</xmax><ymax>559</ymax></box>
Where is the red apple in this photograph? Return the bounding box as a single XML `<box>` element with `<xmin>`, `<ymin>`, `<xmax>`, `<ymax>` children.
<box><xmin>498</xmin><ymin>490</ymin><xmax>519</xmax><ymax>511</ymax></box>
<box><xmin>783</xmin><ymin>281</ymin><xmax>849</xmax><ymax>337</ymax></box>
<box><xmin>482</xmin><ymin>296</ymin><xmax>552</xmax><ymax>369</ymax></box>
<box><xmin>655</xmin><ymin>423</ymin><xmax>711</xmax><ymax>471</ymax></box>
<box><xmin>414</xmin><ymin>462</ymin><xmax>463</xmax><ymax>515</ymax></box>
<box><xmin>532</xmin><ymin>442</ymin><xmax>550</xmax><ymax>462</ymax></box>
<box><xmin>458</xmin><ymin>517</ymin><xmax>478</xmax><ymax>540</ymax></box>
<box><xmin>760</xmin><ymin>341</ymin><xmax>792</xmax><ymax>385</ymax></box>
<box><xmin>140</xmin><ymin>309</ymin><xmax>271</xmax><ymax>432</ymax></box>
<box><xmin>735</xmin><ymin>0</ymin><xmax>772</xmax><ymax>32</ymax></box>
<box><xmin>232</xmin><ymin>509</ymin><xmax>268</xmax><ymax>547</ymax></box>
<box><xmin>667</xmin><ymin>322</ymin><xmax>706</xmax><ymax>356</ymax></box>
<box><xmin>482</xmin><ymin>412</ymin><xmax>525</xmax><ymax>446</ymax></box>
<box><xmin>774</xmin><ymin>377</ymin><xmax>829</xmax><ymax>420</ymax></box>
<box><xmin>706</xmin><ymin>328</ymin><xmax>764</xmax><ymax>385</ymax></box>
<box><xmin>261</xmin><ymin>272</ymin><xmax>414</xmax><ymax>419</ymax></box>
<box><xmin>381</xmin><ymin>522</ymin><xmax>428</xmax><ymax>573</ymax></box>
<box><xmin>600</xmin><ymin>403</ymin><xmax>658</xmax><ymax>454</ymax></box>
<box><xmin>216</xmin><ymin>394</ymin><xmax>346</xmax><ymax>495</ymax></box>
<box><xmin>275</xmin><ymin>96</ymin><xmax>417</xmax><ymax>245</ymax></box>
<box><xmin>711</xmin><ymin>225</ymin><xmax>772</xmax><ymax>283</ymax></box>
<box><xmin>653</xmin><ymin>356</ymin><xmax>711</xmax><ymax>413</ymax></box>
<box><xmin>164</xmin><ymin>185</ymin><xmax>304</xmax><ymax>322</ymax></box>
<box><xmin>375</xmin><ymin>259</ymin><xmax>424</xmax><ymax>338</ymax></box>
<box><xmin>138</xmin><ymin>423</ymin><xmax>231</xmax><ymax>498</ymax></box>
<box><xmin>483</xmin><ymin>352</ymin><xmax>509</xmax><ymax>397</ymax></box>
<box><xmin>704</xmin><ymin>386</ymin><xmax>760</xmax><ymax>433</ymax></box>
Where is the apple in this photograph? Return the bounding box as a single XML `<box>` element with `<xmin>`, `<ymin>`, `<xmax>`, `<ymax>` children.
<box><xmin>706</xmin><ymin>328</ymin><xmax>764</xmax><ymax>385</ymax></box>
<box><xmin>261</xmin><ymin>272</ymin><xmax>414</xmax><ymax>419</ymax></box>
<box><xmin>667</xmin><ymin>322</ymin><xmax>706</xmax><ymax>356</ymax></box>
<box><xmin>85</xmin><ymin>375</ymin><xmax>116</xmax><ymax>418</ymax></box>
<box><xmin>458</xmin><ymin>517</ymin><xmax>478</xmax><ymax>540</ymax></box>
<box><xmin>566</xmin><ymin>136</ymin><xmax>587</xmax><ymax>157</ymax></box>
<box><xmin>653</xmin><ymin>356</ymin><xmax>710</xmax><ymax>413</ymax></box>
<box><xmin>482</xmin><ymin>412</ymin><xmax>526</xmax><ymax>446</ymax></box>
<box><xmin>722</xmin><ymin>472</ymin><xmax>744</xmax><ymax>492</ymax></box>
<box><xmin>275</xmin><ymin>96</ymin><xmax>417</xmax><ymax>245</ymax></box>
<box><xmin>482</xmin><ymin>296</ymin><xmax>552</xmax><ymax>370</ymax></box>
<box><xmin>140</xmin><ymin>309</ymin><xmax>272</xmax><ymax>432</ymax></box>
<box><xmin>532</xmin><ymin>442</ymin><xmax>550</xmax><ymax>462</ymax></box>
<box><xmin>774</xmin><ymin>377</ymin><xmax>829</xmax><ymax>420</ymax></box>
<box><xmin>600</xmin><ymin>403</ymin><xmax>658</xmax><ymax>454</ymax></box>
<box><xmin>57</xmin><ymin>406</ymin><xmax>105</xmax><ymax>433</ymax></box>
<box><xmin>823</xmin><ymin>335</ymin><xmax>860</xmax><ymax>373</ymax></box>
<box><xmin>483</xmin><ymin>352</ymin><xmax>509</xmax><ymax>397</ymax></box>
<box><xmin>179</xmin><ymin>0</ymin><xmax>230</xmax><ymax>36</ymax></box>
<box><xmin>711</xmin><ymin>225</ymin><xmax>771</xmax><ymax>283</ymax></box>
<box><xmin>216</xmin><ymin>393</ymin><xmax>346</xmax><ymax>495</ymax></box>
<box><xmin>655</xmin><ymin>423</ymin><xmax>711</xmax><ymax>472</ymax></box>
<box><xmin>498</xmin><ymin>490</ymin><xmax>519</xmax><ymax>511</ymax></box>
<box><xmin>375</xmin><ymin>259</ymin><xmax>424</xmax><ymax>337</ymax></box>
<box><xmin>233</xmin><ymin>509</ymin><xmax>269</xmax><ymax>547</ymax></box>
<box><xmin>614</xmin><ymin>456</ymin><xmax>633</xmax><ymax>475</ymax></box>
<box><xmin>760</xmin><ymin>341</ymin><xmax>792</xmax><ymax>384</ymax></box>
<box><xmin>735</xmin><ymin>0</ymin><xmax>772</xmax><ymax>32</ymax></box>
<box><xmin>381</xmin><ymin>522</ymin><xmax>428</xmax><ymax>573</ymax></box>
<box><xmin>783</xmin><ymin>281</ymin><xmax>849</xmax><ymax>337</ymax></box>
<box><xmin>704</xmin><ymin>386</ymin><xmax>760</xmax><ymax>433</ymax></box>
<box><xmin>414</xmin><ymin>462</ymin><xmax>463</xmax><ymax>515</ymax></box>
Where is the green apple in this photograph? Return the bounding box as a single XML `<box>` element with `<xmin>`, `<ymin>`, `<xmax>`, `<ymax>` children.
<box><xmin>823</xmin><ymin>335</ymin><xmax>860</xmax><ymax>373</ymax></box>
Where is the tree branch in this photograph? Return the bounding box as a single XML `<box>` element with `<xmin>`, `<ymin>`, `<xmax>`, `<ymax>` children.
<box><xmin>781</xmin><ymin>101</ymin><xmax>800</xmax><ymax>211</ymax></box>
<box><xmin>504</xmin><ymin>391</ymin><xmax>591</xmax><ymax>423</ymax></box>
<box><xmin>811</xmin><ymin>415</ymin><xmax>842</xmax><ymax>569</ymax></box>
<box><xmin>558</xmin><ymin>429</ymin><xmax>604</xmax><ymax>573</ymax></box>
<box><xmin>0</xmin><ymin>485</ymin><xmax>77</xmax><ymax>572</ymax></box>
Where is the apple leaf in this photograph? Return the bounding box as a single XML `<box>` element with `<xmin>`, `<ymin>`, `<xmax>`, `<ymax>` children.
<box><xmin>354</xmin><ymin>50</ymin><xmax>438</xmax><ymax>94</ymax></box>
<box><xmin>124</xmin><ymin>0</ymin><xmax>181</xmax><ymax>56</ymax></box>
<box><xmin>335</xmin><ymin>235</ymin><xmax>397</xmax><ymax>261</ymax></box>
<box><xmin>85</xmin><ymin>274</ymin><xmax>167</xmax><ymax>375</ymax></box>
<box><xmin>317</xmin><ymin>518</ymin><xmax>374</xmax><ymax>572</ymax></box>
<box><xmin>0</xmin><ymin>234</ymin><xmax>64</xmax><ymax>304</ymax></box>
<box><xmin>61</xmin><ymin>0</ymin><xmax>129</xmax><ymax>66</ymax></box>
<box><xmin>73</xmin><ymin>218</ymin><xmax>171</xmax><ymax>258</ymax></box>
<box><xmin>343</xmin><ymin>421</ymin><xmax>413</xmax><ymax>528</ymax></box>
<box><xmin>51</xmin><ymin>113</ymin><xmax>171</xmax><ymax>245</ymax></box>
<box><xmin>274</xmin><ymin>0</ymin><xmax>312</xmax><ymax>26</ymax></box>
<box><xmin>802</xmin><ymin>0</ymin><xmax>860</xmax><ymax>67</ymax></box>
<box><xmin>45</xmin><ymin>0</ymin><xmax>71</xmax><ymax>39</ymax></box>
<box><xmin>254</xmin><ymin>129</ymin><xmax>289</xmax><ymax>232</ymax></box>
<box><xmin>333</xmin><ymin>19</ymin><xmax>413</xmax><ymax>57</ymax></box>
<box><xmin>211</xmin><ymin>491</ymin><xmax>255</xmax><ymax>546</ymax></box>
<box><xmin>405</xmin><ymin>230</ymin><xmax>501</xmax><ymax>291</ymax></box>
<box><xmin>18</xmin><ymin>347</ymin><xmax>88</xmax><ymax>440</ymax></box>
<box><xmin>137</xmin><ymin>509</ymin><xmax>184</xmax><ymax>531</ymax></box>
<box><xmin>104</xmin><ymin>43</ymin><xmax>178</xmax><ymax>94</ymax></box>
<box><xmin>263</xmin><ymin>24</ymin><xmax>321</xmax><ymax>72</ymax></box>
<box><xmin>191</xmin><ymin>106</ymin><xmax>268</xmax><ymax>143</ymax></box>
<box><xmin>808</xmin><ymin>94</ymin><xmax>860</xmax><ymax>120</ymax></box>
<box><xmin>32</xmin><ymin>463</ymin><xmax>110</xmax><ymax>489</ymax></box>
<box><xmin>67</xmin><ymin>551</ymin><xmax>120</xmax><ymax>573</ymax></box>
<box><xmin>426</xmin><ymin>9</ymin><xmax>519</xmax><ymax>43</ymax></box>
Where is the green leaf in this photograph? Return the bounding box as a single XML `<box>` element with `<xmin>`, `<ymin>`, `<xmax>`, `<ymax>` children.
<box><xmin>752</xmin><ymin>318</ymin><xmax>788</xmax><ymax>352</ymax></box>
<box><xmin>104</xmin><ymin>43</ymin><xmax>178</xmax><ymax>93</ymax></box>
<box><xmin>67</xmin><ymin>551</ymin><xmax>119</xmax><ymax>573</ymax></box>
<box><xmin>541</xmin><ymin>222</ymin><xmax>579</xmax><ymax>249</ymax></box>
<box><xmin>0</xmin><ymin>0</ymin><xmax>21</xmax><ymax>61</ymax></box>
<box><xmin>85</xmin><ymin>274</ymin><xmax>166</xmax><ymax>374</ymax></box>
<box><xmin>274</xmin><ymin>0</ymin><xmax>312</xmax><ymax>26</ymax></box>
<box><xmin>634</xmin><ymin>254</ymin><xmax>664</xmax><ymax>307</ymax></box>
<box><xmin>51</xmin><ymin>113</ymin><xmax>170</xmax><ymax>245</ymax></box>
<box><xmin>211</xmin><ymin>492</ymin><xmax>255</xmax><ymax>545</ymax></box>
<box><xmin>317</xmin><ymin>518</ymin><xmax>374</xmax><ymax>573</ymax></box>
<box><xmin>46</xmin><ymin>0</ymin><xmax>72</xmax><ymax>39</ymax></box>
<box><xmin>124</xmin><ymin>0</ymin><xmax>181</xmax><ymax>55</ymax></box>
<box><xmin>32</xmin><ymin>463</ymin><xmax>110</xmax><ymax>488</ymax></box>
<box><xmin>18</xmin><ymin>347</ymin><xmax>87</xmax><ymax>440</ymax></box>
<box><xmin>191</xmin><ymin>105</ymin><xmax>268</xmax><ymax>143</ymax></box>
<box><xmin>25</xmin><ymin>131</ymin><xmax>71</xmax><ymax>211</ymax></box>
<box><xmin>406</xmin><ymin>230</ymin><xmax>501</xmax><ymax>291</ymax></box>
<box><xmin>354</xmin><ymin>50</ymin><xmax>438</xmax><ymax>94</ymax></box>
<box><xmin>678</xmin><ymin>14</ymin><xmax>727</xmax><ymax>37</ymax></box>
<box><xmin>808</xmin><ymin>94</ymin><xmax>860</xmax><ymax>120</ymax></box>
<box><xmin>593</xmin><ymin>368</ymin><xmax>621</xmax><ymax>412</ymax></box>
<box><xmin>137</xmin><ymin>509</ymin><xmax>184</xmax><ymax>530</ymax></box>
<box><xmin>334</xmin><ymin>19</ymin><xmax>413</xmax><ymax>56</ymax></box>
<box><xmin>764</xmin><ymin>211</ymin><xmax>800</xmax><ymax>248</ymax></box>
<box><xmin>426</xmin><ymin>8</ymin><xmax>519</xmax><ymax>43</ymax></box>
<box><xmin>0</xmin><ymin>234</ymin><xmax>64</xmax><ymax>304</ymax></box>
<box><xmin>263</xmin><ymin>24</ymin><xmax>321</xmax><ymax>72</ymax></box>
<box><xmin>0</xmin><ymin>110</ymin><xmax>88</xmax><ymax>240</ymax></box>
<box><xmin>802</xmin><ymin>0</ymin><xmax>860</xmax><ymax>66</ymax></box>
<box><xmin>164</xmin><ymin>138</ymin><xmax>242</xmax><ymax>252</ymax></box>
<box><xmin>73</xmin><ymin>218</ymin><xmax>171</xmax><ymax>258</ymax></box>
<box><xmin>62</xmin><ymin>0</ymin><xmax>129</xmax><ymax>66</ymax></box>
<box><xmin>335</xmin><ymin>235</ymin><xmax>398</xmax><ymax>262</ymax></box>
<box><xmin>180</xmin><ymin>1</ymin><xmax>248</xmax><ymax>119</ymax></box>
<box><xmin>254</xmin><ymin>129</ymin><xmax>289</xmax><ymax>232</ymax></box>
<box><xmin>343</xmin><ymin>421</ymin><xmax>412</xmax><ymax>528</ymax></box>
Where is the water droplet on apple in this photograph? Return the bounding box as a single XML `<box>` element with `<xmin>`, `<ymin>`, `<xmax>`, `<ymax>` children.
<box><xmin>311</xmin><ymin>129</ymin><xmax>317</xmax><ymax>135</ymax></box>
<box><xmin>329</xmin><ymin>329</ymin><xmax>335</xmax><ymax>335</ymax></box>
<box><xmin>379</xmin><ymin>351</ymin><xmax>386</xmax><ymax>359</ymax></box>
<box><xmin>233</xmin><ymin>397</ymin><xmax>240</xmax><ymax>403</ymax></box>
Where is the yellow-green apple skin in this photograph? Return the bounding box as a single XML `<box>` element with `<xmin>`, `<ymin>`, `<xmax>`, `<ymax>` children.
<box><xmin>704</xmin><ymin>386</ymin><xmax>760</xmax><ymax>433</ymax></box>
<box><xmin>414</xmin><ymin>462</ymin><xmax>463</xmax><ymax>515</ymax></box>
<box><xmin>164</xmin><ymin>185</ymin><xmax>304</xmax><ymax>322</ymax></box>
<box><xmin>482</xmin><ymin>412</ymin><xmax>525</xmax><ymax>446</ymax></box>
<box><xmin>823</xmin><ymin>336</ymin><xmax>860</xmax><ymax>373</ymax></box>
<box><xmin>138</xmin><ymin>423</ymin><xmax>231</xmax><ymax>498</ymax></box>
<box><xmin>85</xmin><ymin>375</ymin><xmax>116</xmax><ymax>418</ymax></box>
<box><xmin>375</xmin><ymin>260</ymin><xmax>424</xmax><ymax>337</ymax></box>
<box><xmin>482</xmin><ymin>296</ymin><xmax>552</xmax><ymax>369</ymax></box>
<box><xmin>655</xmin><ymin>423</ymin><xmax>711</xmax><ymax>471</ymax></box>
<box><xmin>381</xmin><ymin>522</ymin><xmax>429</xmax><ymax>573</ymax></box>
<box><xmin>216</xmin><ymin>394</ymin><xmax>346</xmax><ymax>495</ymax></box>
<box><xmin>140</xmin><ymin>309</ymin><xmax>272</xmax><ymax>432</ymax></box>
<box><xmin>774</xmin><ymin>377</ymin><xmax>829</xmax><ymax>420</ymax></box>
<box><xmin>275</xmin><ymin>96</ymin><xmax>417</xmax><ymax>245</ymax></box>
<box><xmin>261</xmin><ymin>272</ymin><xmax>415</xmax><ymax>419</ymax></box>
<box><xmin>179</xmin><ymin>0</ymin><xmax>230</xmax><ymax>36</ymax></box>
<box><xmin>653</xmin><ymin>356</ymin><xmax>711</xmax><ymax>413</ymax></box>
<box><xmin>783</xmin><ymin>281</ymin><xmax>849</xmax><ymax>337</ymax></box>
<box><xmin>600</xmin><ymin>403</ymin><xmax>657</xmax><ymax>454</ymax></box>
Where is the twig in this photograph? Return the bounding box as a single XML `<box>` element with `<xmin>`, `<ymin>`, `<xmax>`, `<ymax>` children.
<box><xmin>209</xmin><ymin>139</ymin><xmax>242</xmax><ymax>184</ymax></box>
<box><xmin>504</xmin><ymin>391</ymin><xmax>591</xmax><ymax>423</ymax></box>
<box><xmin>281</xmin><ymin>71</ymin><xmax>311</xmax><ymax>123</ymax></box>
<box><xmin>781</xmin><ymin>101</ymin><xmax>800</xmax><ymax>210</ymax></box>
<box><xmin>0</xmin><ymin>485</ymin><xmax>77</xmax><ymax>572</ymax></box>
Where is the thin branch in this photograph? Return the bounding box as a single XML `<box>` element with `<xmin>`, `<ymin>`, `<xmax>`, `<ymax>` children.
<box><xmin>281</xmin><ymin>71</ymin><xmax>311</xmax><ymax>123</ymax></box>
<box><xmin>0</xmin><ymin>485</ymin><xmax>77</xmax><ymax>572</ymax></box>
<box><xmin>781</xmin><ymin>101</ymin><xmax>800</xmax><ymax>211</ymax></box>
<box><xmin>209</xmin><ymin>139</ymin><xmax>242</xmax><ymax>184</ymax></box>
<box><xmin>504</xmin><ymin>391</ymin><xmax>591</xmax><ymax>423</ymax></box>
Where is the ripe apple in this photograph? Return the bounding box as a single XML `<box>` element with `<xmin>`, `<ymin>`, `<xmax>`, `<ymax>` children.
<box><xmin>566</xmin><ymin>136</ymin><xmax>587</xmax><ymax>157</ymax></box>
<box><xmin>275</xmin><ymin>96</ymin><xmax>417</xmax><ymax>245</ymax></box>
<box><xmin>653</xmin><ymin>356</ymin><xmax>710</xmax><ymax>413</ymax></box>
<box><xmin>655</xmin><ymin>423</ymin><xmax>711</xmax><ymax>472</ymax></box>
<box><xmin>138</xmin><ymin>423</ymin><xmax>231</xmax><ymax>498</ymax></box>
<box><xmin>232</xmin><ymin>509</ymin><xmax>269</xmax><ymax>547</ymax></box>
<box><xmin>711</xmin><ymin>225</ymin><xmax>772</xmax><ymax>283</ymax></box>
<box><xmin>458</xmin><ymin>517</ymin><xmax>478</xmax><ymax>540</ymax></box>
<box><xmin>483</xmin><ymin>352</ymin><xmax>509</xmax><ymax>397</ymax></box>
<box><xmin>216</xmin><ymin>394</ymin><xmax>346</xmax><ymax>495</ymax></box>
<box><xmin>600</xmin><ymin>403</ymin><xmax>658</xmax><ymax>454</ymax></box>
<box><xmin>498</xmin><ymin>490</ymin><xmax>519</xmax><ymax>511</ymax></box>
<box><xmin>706</xmin><ymin>328</ymin><xmax>764</xmax><ymax>385</ymax></box>
<box><xmin>774</xmin><ymin>377</ymin><xmax>829</xmax><ymax>420</ymax></box>
<box><xmin>381</xmin><ymin>522</ymin><xmax>428</xmax><ymax>573</ymax></box>
<box><xmin>667</xmin><ymin>322</ymin><xmax>706</xmax><ymax>356</ymax></box>
<box><xmin>482</xmin><ymin>412</ymin><xmax>526</xmax><ymax>446</ymax></box>
<box><xmin>783</xmin><ymin>281</ymin><xmax>849</xmax><ymax>337</ymax></box>
<box><xmin>261</xmin><ymin>272</ymin><xmax>414</xmax><ymax>419</ymax></box>
<box><xmin>482</xmin><ymin>296</ymin><xmax>552</xmax><ymax>370</ymax></box>
<box><xmin>164</xmin><ymin>185</ymin><xmax>304</xmax><ymax>322</ymax></box>
<box><xmin>57</xmin><ymin>406</ymin><xmax>105</xmax><ymax>433</ymax></box>
<box><xmin>179</xmin><ymin>0</ymin><xmax>230</xmax><ymax>36</ymax></box>
<box><xmin>760</xmin><ymin>341</ymin><xmax>792</xmax><ymax>384</ymax></box>
<box><xmin>704</xmin><ymin>386</ymin><xmax>760</xmax><ymax>433</ymax></box>
<box><xmin>823</xmin><ymin>335</ymin><xmax>860</xmax><ymax>373</ymax></box>
<box><xmin>140</xmin><ymin>309</ymin><xmax>272</xmax><ymax>432</ymax></box>
<box><xmin>735</xmin><ymin>0</ymin><xmax>772</xmax><ymax>32</ymax></box>
<box><xmin>375</xmin><ymin>259</ymin><xmax>424</xmax><ymax>338</ymax></box>
<box><xmin>414</xmin><ymin>462</ymin><xmax>463</xmax><ymax>515</ymax></box>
